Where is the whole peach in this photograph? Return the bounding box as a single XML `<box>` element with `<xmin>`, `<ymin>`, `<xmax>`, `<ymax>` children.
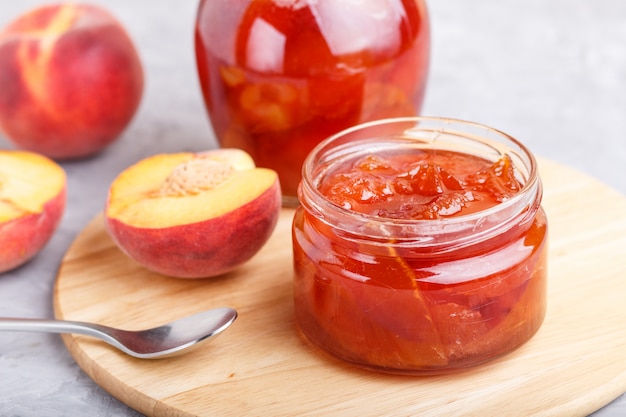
<box><xmin>0</xmin><ymin>3</ymin><xmax>143</xmax><ymax>159</ymax></box>
<box><xmin>0</xmin><ymin>150</ymin><xmax>66</xmax><ymax>273</ymax></box>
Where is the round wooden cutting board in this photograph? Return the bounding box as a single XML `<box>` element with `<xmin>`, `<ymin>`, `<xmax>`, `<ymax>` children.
<box><xmin>54</xmin><ymin>158</ymin><xmax>626</xmax><ymax>417</ymax></box>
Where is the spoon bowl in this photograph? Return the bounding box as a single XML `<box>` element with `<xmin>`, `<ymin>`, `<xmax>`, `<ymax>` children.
<box><xmin>0</xmin><ymin>307</ymin><xmax>237</xmax><ymax>359</ymax></box>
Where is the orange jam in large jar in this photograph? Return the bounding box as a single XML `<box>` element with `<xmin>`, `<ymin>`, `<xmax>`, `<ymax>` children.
<box><xmin>292</xmin><ymin>117</ymin><xmax>548</xmax><ymax>374</ymax></box>
<box><xmin>195</xmin><ymin>0</ymin><xmax>430</xmax><ymax>204</ymax></box>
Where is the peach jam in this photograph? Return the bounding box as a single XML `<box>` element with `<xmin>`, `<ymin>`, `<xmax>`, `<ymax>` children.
<box><xmin>292</xmin><ymin>117</ymin><xmax>548</xmax><ymax>374</ymax></box>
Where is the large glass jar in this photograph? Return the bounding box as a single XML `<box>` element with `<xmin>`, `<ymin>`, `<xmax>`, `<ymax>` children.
<box><xmin>195</xmin><ymin>0</ymin><xmax>430</xmax><ymax>205</ymax></box>
<box><xmin>292</xmin><ymin>117</ymin><xmax>548</xmax><ymax>374</ymax></box>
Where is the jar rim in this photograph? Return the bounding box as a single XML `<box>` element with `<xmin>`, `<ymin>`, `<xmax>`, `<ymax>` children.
<box><xmin>298</xmin><ymin>116</ymin><xmax>542</xmax><ymax>245</ymax></box>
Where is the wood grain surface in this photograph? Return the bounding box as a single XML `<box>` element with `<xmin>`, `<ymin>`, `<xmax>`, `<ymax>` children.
<box><xmin>54</xmin><ymin>158</ymin><xmax>626</xmax><ymax>417</ymax></box>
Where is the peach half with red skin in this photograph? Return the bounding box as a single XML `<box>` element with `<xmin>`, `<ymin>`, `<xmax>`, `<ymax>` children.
<box><xmin>0</xmin><ymin>3</ymin><xmax>143</xmax><ymax>159</ymax></box>
<box><xmin>0</xmin><ymin>150</ymin><xmax>66</xmax><ymax>273</ymax></box>
<box><xmin>105</xmin><ymin>149</ymin><xmax>282</xmax><ymax>279</ymax></box>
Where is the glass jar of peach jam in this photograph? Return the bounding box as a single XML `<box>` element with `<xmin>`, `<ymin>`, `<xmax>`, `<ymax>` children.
<box><xmin>292</xmin><ymin>117</ymin><xmax>548</xmax><ymax>374</ymax></box>
<box><xmin>195</xmin><ymin>0</ymin><xmax>430</xmax><ymax>205</ymax></box>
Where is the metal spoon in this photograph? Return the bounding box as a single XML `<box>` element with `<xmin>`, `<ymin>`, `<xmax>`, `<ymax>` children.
<box><xmin>0</xmin><ymin>307</ymin><xmax>237</xmax><ymax>359</ymax></box>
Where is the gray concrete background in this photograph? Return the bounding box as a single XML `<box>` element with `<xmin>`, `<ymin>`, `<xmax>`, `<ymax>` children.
<box><xmin>0</xmin><ymin>1</ymin><xmax>625</xmax><ymax>416</ymax></box>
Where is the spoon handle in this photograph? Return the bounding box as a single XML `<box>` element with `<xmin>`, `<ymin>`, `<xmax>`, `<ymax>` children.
<box><xmin>0</xmin><ymin>317</ymin><xmax>120</xmax><ymax>348</ymax></box>
<box><xmin>0</xmin><ymin>317</ymin><xmax>105</xmax><ymax>335</ymax></box>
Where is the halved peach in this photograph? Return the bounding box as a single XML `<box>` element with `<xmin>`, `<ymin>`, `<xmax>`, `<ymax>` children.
<box><xmin>105</xmin><ymin>148</ymin><xmax>282</xmax><ymax>278</ymax></box>
<box><xmin>0</xmin><ymin>150</ymin><xmax>66</xmax><ymax>273</ymax></box>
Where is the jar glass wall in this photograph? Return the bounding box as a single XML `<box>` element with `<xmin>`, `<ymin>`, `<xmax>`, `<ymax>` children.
<box><xmin>292</xmin><ymin>117</ymin><xmax>548</xmax><ymax>374</ymax></box>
